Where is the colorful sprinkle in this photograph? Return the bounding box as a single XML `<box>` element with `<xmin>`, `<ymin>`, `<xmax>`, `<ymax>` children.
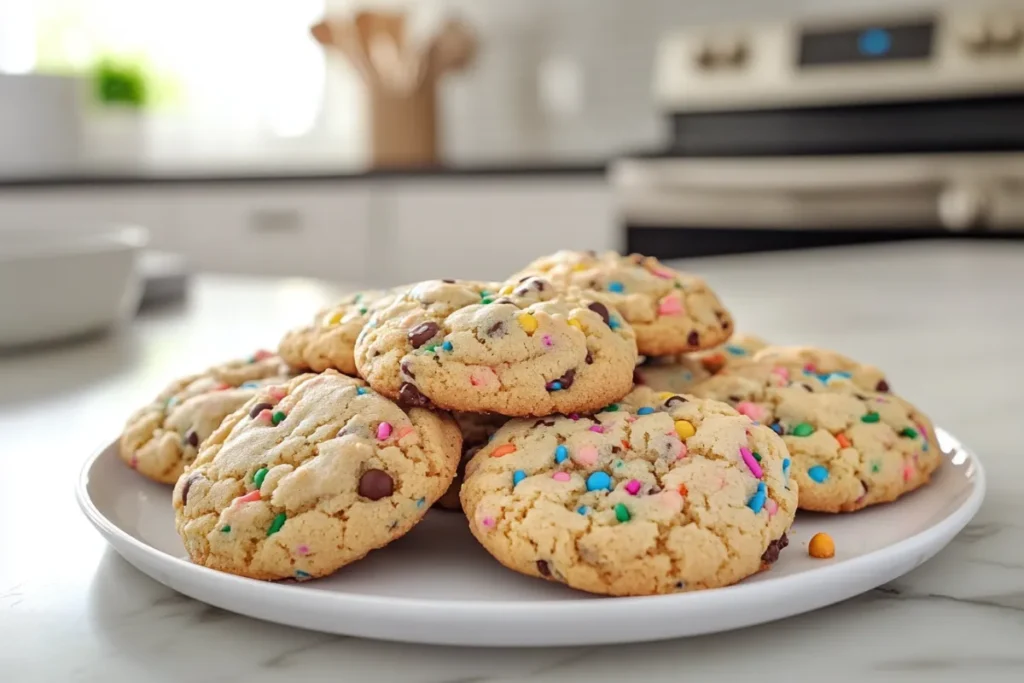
<box><xmin>253</xmin><ymin>467</ymin><xmax>269</xmax><ymax>489</ymax></box>
<box><xmin>614</xmin><ymin>503</ymin><xmax>631</xmax><ymax>522</ymax></box>
<box><xmin>607</xmin><ymin>281</ymin><xmax>624</xmax><ymax>293</ymax></box>
<box><xmin>589</xmin><ymin>425</ymin><xmax>605</xmax><ymax>434</ymax></box>
<box><xmin>753</xmin><ymin>451</ymin><xmax>762</xmax><ymax>462</ymax></box>
<box><xmin>517</xmin><ymin>313</ymin><xmax>538</xmax><ymax>334</ymax></box>
<box><xmin>740</xmin><ymin>447</ymin><xmax>763</xmax><ymax>478</ymax></box>
<box><xmin>272</xmin><ymin>410</ymin><xmax>286</xmax><ymax>426</ymax></box>
<box><xmin>541</xmin><ymin>334</ymin><xmax>553</xmax><ymax>348</ymax></box>
<box><xmin>481</xmin><ymin>516</ymin><xmax>495</xmax><ymax>528</ymax></box>
<box><xmin>567</xmin><ymin>319</ymin><xmax>583</xmax><ymax>331</ymax></box>
<box><xmin>234</xmin><ymin>490</ymin><xmax>261</xmax><ymax>506</ymax></box>
<box><xmin>296</xmin><ymin>544</ymin><xmax>309</xmax><ymax>555</ymax></box>
<box><xmin>808</xmin><ymin>465</ymin><xmax>829</xmax><ymax>483</ymax></box>
<box><xmin>416</xmin><ymin>497</ymin><xmax>426</xmax><ymax>507</ymax></box>
<box><xmin>747</xmin><ymin>482</ymin><xmax>767</xmax><ymax>513</ymax></box>
<box><xmin>396</xmin><ymin>425</ymin><xmax>415</xmax><ymax>440</ymax></box>
<box><xmin>295</xmin><ymin>570</ymin><xmax>311</xmax><ymax>579</ymax></box>
<box><xmin>220</xmin><ymin>525</ymin><xmax>230</xmax><ymax>532</ymax></box>
<box><xmin>490</xmin><ymin>444</ymin><xmax>517</xmax><ymax>458</ymax></box>
<box><xmin>604</xmin><ymin>403</ymin><xmax>619</xmax><ymax>412</ymax></box>
<box><xmin>577</xmin><ymin>506</ymin><xmax>590</xmax><ymax>515</ymax></box>
<box><xmin>903</xmin><ymin>463</ymin><xmax>915</xmax><ymax>481</ymax></box>
<box><xmin>441</xmin><ymin>341</ymin><xmax>453</xmax><ymax>352</ymax></box>
<box><xmin>257</xmin><ymin>408</ymin><xmax>274</xmax><ymax>422</ymax></box>
<box><xmin>657</xmin><ymin>295</ymin><xmax>684</xmax><ymax>316</ymax></box>
<box><xmin>241</xmin><ymin>381</ymin><xmax>261</xmax><ymax>389</ymax></box>
<box><xmin>554</xmin><ymin>445</ymin><xmax>569</xmax><ymax>463</ymax></box>
<box><xmin>735</xmin><ymin>401</ymin><xmax>764</xmax><ymax>421</ymax></box>
<box><xmin>575</xmin><ymin>445</ymin><xmax>599</xmax><ymax>466</ymax></box>
<box><xmin>267</xmin><ymin>513</ymin><xmax>287</xmax><ymax>536</ymax></box>
<box><xmin>809</xmin><ymin>532</ymin><xmax>835</xmax><ymax>559</ymax></box>
<box><xmin>836</xmin><ymin>433</ymin><xmax>852</xmax><ymax>449</ymax></box>
<box><xmin>900</xmin><ymin>427</ymin><xmax>918</xmax><ymax>439</ymax></box>
<box><xmin>513</xmin><ymin>470</ymin><xmax>527</xmax><ymax>486</ymax></box>
<box><xmin>782</xmin><ymin>458</ymin><xmax>791</xmax><ymax>478</ymax></box>
<box><xmin>624</xmin><ymin>479</ymin><xmax>642</xmax><ymax>495</ymax></box>
<box><xmin>637</xmin><ymin>407</ymin><xmax>655</xmax><ymax>415</ymax></box>
<box><xmin>377</xmin><ymin>422</ymin><xmax>393</xmax><ymax>440</ymax></box>
<box><xmin>609</xmin><ymin>317</ymin><xmax>621</xmax><ymax>330</ymax></box>
<box><xmin>547</xmin><ymin>381</ymin><xmax>563</xmax><ymax>391</ymax></box>
<box><xmin>724</xmin><ymin>345</ymin><xmax>746</xmax><ymax>356</ymax></box>
<box><xmin>765</xmin><ymin>498</ymin><xmax>778</xmax><ymax>517</ymax></box>
<box><xmin>649</xmin><ymin>266</ymin><xmax>675</xmax><ymax>279</ymax></box>
<box><xmin>552</xmin><ymin>471</ymin><xmax>571</xmax><ymax>482</ymax></box>
<box><xmin>268</xmin><ymin>387</ymin><xmax>287</xmax><ymax>401</ymax></box>
<box><xmin>871</xmin><ymin>460</ymin><xmax>882</xmax><ymax>473</ymax></box>
<box><xmin>770</xmin><ymin>422</ymin><xmax>784</xmax><ymax>435</ymax></box>
<box><xmin>792</xmin><ymin>422</ymin><xmax>814</xmax><ymax>437</ymax></box>
<box><xmin>862</xmin><ymin>412</ymin><xmax>880</xmax><ymax>423</ymax></box>
<box><xmin>356</xmin><ymin>387</ymin><xmax>368</xmax><ymax>395</ymax></box>
<box><xmin>771</xmin><ymin>366</ymin><xmax>790</xmax><ymax>382</ymax></box>
<box><xmin>586</xmin><ymin>471</ymin><xmax>612</xmax><ymax>492</ymax></box>
<box><xmin>674</xmin><ymin>420</ymin><xmax>696</xmax><ymax>439</ymax></box>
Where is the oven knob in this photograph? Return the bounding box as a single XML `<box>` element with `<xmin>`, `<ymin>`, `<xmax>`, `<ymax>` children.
<box><xmin>938</xmin><ymin>184</ymin><xmax>992</xmax><ymax>231</ymax></box>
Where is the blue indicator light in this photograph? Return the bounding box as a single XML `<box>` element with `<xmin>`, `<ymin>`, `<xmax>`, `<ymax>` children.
<box><xmin>858</xmin><ymin>28</ymin><xmax>892</xmax><ymax>57</ymax></box>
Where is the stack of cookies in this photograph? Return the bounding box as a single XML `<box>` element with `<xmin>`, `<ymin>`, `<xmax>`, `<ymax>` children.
<box><xmin>118</xmin><ymin>250</ymin><xmax>941</xmax><ymax>596</ymax></box>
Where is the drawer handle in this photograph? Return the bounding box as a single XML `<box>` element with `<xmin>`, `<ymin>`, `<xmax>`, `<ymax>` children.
<box><xmin>249</xmin><ymin>208</ymin><xmax>303</xmax><ymax>233</ymax></box>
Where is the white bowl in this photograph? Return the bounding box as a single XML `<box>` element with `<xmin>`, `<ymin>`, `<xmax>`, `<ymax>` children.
<box><xmin>0</xmin><ymin>225</ymin><xmax>147</xmax><ymax>348</ymax></box>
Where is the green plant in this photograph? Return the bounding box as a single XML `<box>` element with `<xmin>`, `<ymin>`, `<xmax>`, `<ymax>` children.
<box><xmin>92</xmin><ymin>58</ymin><xmax>148</xmax><ymax>108</ymax></box>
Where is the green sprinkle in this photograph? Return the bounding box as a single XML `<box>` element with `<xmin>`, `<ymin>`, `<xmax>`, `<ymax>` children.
<box><xmin>267</xmin><ymin>513</ymin><xmax>287</xmax><ymax>536</ymax></box>
<box><xmin>353</xmin><ymin>293</ymin><xmax>362</xmax><ymax>303</ymax></box>
<box><xmin>481</xmin><ymin>297</ymin><xmax>494</xmax><ymax>304</ymax></box>
<box><xmin>272</xmin><ymin>411</ymin><xmax>286</xmax><ymax>425</ymax></box>
<box><xmin>358</xmin><ymin>307</ymin><xmax>368</xmax><ymax>315</ymax></box>
<box><xmin>862</xmin><ymin>412</ymin><xmax>880</xmax><ymax>423</ymax></box>
<box><xmin>253</xmin><ymin>467</ymin><xmax>269</xmax><ymax>489</ymax></box>
<box><xmin>614</xmin><ymin>503</ymin><xmax>631</xmax><ymax>523</ymax></box>
<box><xmin>220</xmin><ymin>525</ymin><xmax>231</xmax><ymax>533</ymax></box>
<box><xmin>424</xmin><ymin>344</ymin><xmax>438</xmax><ymax>353</ymax></box>
<box><xmin>871</xmin><ymin>460</ymin><xmax>882</xmax><ymax>473</ymax></box>
<box><xmin>900</xmin><ymin>427</ymin><xmax>918</xmax><ymax>439</ymax></box>
<box><xmin>792</xmin><ymin>422</ymin><xmax>814</xmax><ymax>437</ymax></box>
<box><xmin>753</xmin><ymin>451</ymin><xmax>762</xmax><ymax>462</ymax></box>
<box><xmin>480</xmin><ymin>290</ymin><xmax>490</xmax><ymax>298</ymax></box>
<box><xmin>614</xmin><ymin>459</ymin><xmax>624</xmax><ymax>468</ymax></box>
<box><xmin>605</xmin><ymin>404</ymin><xmax>619</xmax><ymax>412</ymax></box>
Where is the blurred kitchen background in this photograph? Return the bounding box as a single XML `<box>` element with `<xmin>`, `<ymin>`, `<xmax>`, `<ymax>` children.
<box><xmin>2</xmin><ymin>0</ymin><xmax>1023</xmax><ymax>288</ymax></box>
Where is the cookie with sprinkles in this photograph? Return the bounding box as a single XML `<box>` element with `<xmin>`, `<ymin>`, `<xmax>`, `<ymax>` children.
<box><xmin>634</xmin><ymin>334</ymin><xmax>769</xmax><ymax>395</ymax></box>
<box><xmin>278</xmin><ymin>289</ymin><xmax>398</xmax><ymax>376</ymax></box>
<box><xmin>173</xmin><ymin>370</ymin><xmax>462</xmax><ymax>581</ymax></box>
<box><xmin>354</xmin><ymin>278</ymin><xmax>638</xmax><ymax>417</ymax></box>
<box><xmin>751</xmin><ymin>345</ymin><xmax>890</xmax><ymax>394</ymax></box>
<box><xmin>507</xmin><ymin>250</ymin><xmax>732</xmax><ymax>357</ymax></box>
<box><xmin>690</xmin><ymin>358</ymin><xmax>940</xmax><ymax>513</ymax></box>
<box><xmin>436</xmin><ymin>412</ymin><xmax>510</xmax><ymax>510</ymax></box>
<box><xmin>459</xmin><ymin>388</ymin><xmax>797</xmax><ymax>596</ymax></box>
<box><xmin>119</xmin><ymin>352</ymin><xmax>292</xmax><ymax>484</ymax></box>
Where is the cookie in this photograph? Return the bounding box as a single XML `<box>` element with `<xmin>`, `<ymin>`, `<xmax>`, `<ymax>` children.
<box><xmin>278</xmin><ymin>289</ymin><xmax>397</xmax><ymax>376</ymax></box>
<box><xmin>460</xmin><ymin>388</ymin><xmax>797</xmax><ymax>596</ymax></box>
<box><xmin>633</xmin><ymin>333</ymin><xmax>769</xmax><ymax>395</ymax></box>
<box><xmin>693</xmin><ymin>333</ymin><xmax>770</xmax><ymax>375</ymax></box>
<box><xmin>690</xmin><ymin>358</ymin><xmax>939</xmax><ymax>513</ymax></box>
<box><xmin>436</xmin><ymin>412</ymin><xmax>509</xmax><ymax>511</ymax></box>
<box><xmin>752</xmin><ymin>345</ymin><xmax>890</xmax><ymax>393</ymax></box>
<box><xmin>508</xmin><ymin>250</ymin><xmax>732</xmax><ymax>356</ymax></box>
<box><xmin>119</xmin><ymin>351</ymin><xmax>292</xmax><ymax>484</ymax></box>
<box><xmin>354</xmin><ymin>278</ymin><xmax>638</xmax><ymax>417</ymax></box>
<box><xmin>173</xmin><ymin>370</ymin><xmax>462</xmax><ymax>581</ymax></box>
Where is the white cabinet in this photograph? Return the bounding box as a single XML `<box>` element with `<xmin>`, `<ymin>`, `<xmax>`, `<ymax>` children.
<box><xmin>0</xmin><ymin>188</ymin><xmax>176</xmax><ymax>242</ymax></box>
<box><xmin>375</xmin><ymin>178</ymin><xmax>615</xmax><ymax>283</ymax></box>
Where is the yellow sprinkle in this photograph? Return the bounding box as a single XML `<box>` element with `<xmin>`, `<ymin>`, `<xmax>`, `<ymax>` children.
<box><xmin>572</xmin><ymin>263</ymin><xmax>588</xmax><ymax>272</ymax></box>
<box><xmin>567</xmin><ymin>319</ymin><xmax>583</xmax><ymax>331</ymax></box>
<box><xmin>674</xmin><ymin>420</ymin><xmax>696</xmax><ymax>439</ymax></box>
<box><xmin>499</xmin><ymin>284</ymin><xmax>515</xmax><ymax>295</ymax></box>
<box><xmin>323</xmin><ymin>310</ymin><xmax>344</xmax><ymax>326</ymax></box>
<box><xmin>658</xmin><ymin>392</ymin><xmax>675</xmax><ymax>400</ymax></box>
<box><xmin>518</xmin><ymin>313</ymin><xmax>538</xmax><ymax>335</ymax></box>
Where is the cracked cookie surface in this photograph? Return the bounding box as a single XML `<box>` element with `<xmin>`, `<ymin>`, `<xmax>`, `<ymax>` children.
<box><xmin>278</xmin><ymin>289</ymin><xmax>397</xmax><ymax>375</ymax></box>
<box><xmin>459</xmin><ymin>387</ymin><xmax>797</xmax><ymax>596</ymax></box>
<box><xmin>119</xmin><ymin>352</ymin><xmax>291</xmax><ymax>484</ymax></box>
<box><xmin>690</xmin><ymin>358</ymin><xmax>938</xmax><ymax>513</ymax></box>
<box><xmin>173</xmin><ymin>370</ymin><xmax>461</xmax><ymax>580</ymax></box>
<box><xmin>354</xmin><ymin>278</ymin><xmax>638</xmax><ymax>417</ymax></box>
<box><xmin>507</xmin><ymin>250</ymin><xmax>732</xmax><ymax>356</ymax></box>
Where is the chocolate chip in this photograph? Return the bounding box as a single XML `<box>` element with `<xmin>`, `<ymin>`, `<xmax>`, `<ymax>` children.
<box><xmin>487</xmin><ymin>321</ymin><xmax>506</xmax><ymax>337</ymax></box>
<box><xmin>533</xmin><ymin>419</ymin><xmax>556</xmax><ymax>427</ymax></box>
<box><xmin>536</xmin><ymin>560</ymin><xmax>552</xmax><ymax>577</ymax></box>
<box><xmin>722</xmin><ymin>319</ymin><xmax>731</xmax><ymax>330</ymax></box>
<box><xmin>180</xmin><ymin>472</ymin><xmax>202</xmax><ymax>507</ymax></box>
<box><xmin>633</xmin><ymin>369</ymin><xmax>645</xmax><ymax>385</ymax></box>
<box><xmin>587</xmin><ymin>302</ymin><xmax>611</xmax><ymax>326</ymax></box>
<box><xmin>249</xmin><ymin>402</ymin><xmax>273</xmax><ymax>419</ymax></box>
<box><xmin>728</xmin><ymin>394</ymin><xmax>741</xmax><ymax>402</ymax></box>
<box><xmin>518</xmin><ymin>276</ymin><xmax>531</xmax><ymax>283</ymax></box>
<box><xmin>686</xmin><ymin>330</ymin><xmax>700</xmax><ymax>347</ymax></box>
<box><xmin>860</xmin><ymin>479</ymin><xmax>871</xmax><ymax>493</ymax></box>
<box><xmin>408</xmin><ymin>322</ymin><xmax>440</xmax><ymax>348</ymax></box>
<box><xmin>876</xmin><ymin>379</ymin><xmax>890</xmax><ymax>392</ymax></box>
<box><xmin>802</xmin><ymin>384</ymin><xmax>815</xmax><ymax>392</ymax></box>
<box><xmin>441</xmin><ymin>279</ymin><xmax>455</xmax><ymax>283</ymax></box>
<box><xmin>664</xmin><ymin>395</ymin><xmax>687</xmax><ymax>407</ymax></box>
<box><xmin>585</xmin><ymin>351</ymin><xmax>593</xmax><ymax>365</ymax></box>
<box><xmin>611</xmin><ymin>446</ymin><xmax>622</xmax><ymax>454</ymax></box>
<box><xmin>557</xmin><ymin>368</ymin><xmax>576</xmax><ymax>390</ymax></box>
<box><xmin>760</xmin><ymin>533</ymin><xmax>789</xmax><ymax>565</ymax></box>
<box><xmin>493</xmin><ymin>297</ymin><xmax>514</xmax><ymax>306</ymax></box>
<box><xmin>400</xmin><ymin>360</ymin><xmax>415</xmax><ymax>378</ymax></box>
<box><xmin>778</xmin><ymin>532</ymin><xmax>789</xmax><ymax>549</ymax></box>
<box><xmin>186</xmin><ymin>430</ymin><xmax>199</xmax><ymax>448</ymax></box>
<box><xmin>398</xmin><ymin>382</ymin><xmax>431</xmax><ymax>408</ymax></box>
<box><xmin>358</xmin><ymin>469</ymin><xmax>394</xmax><ymax>500</ymax></box>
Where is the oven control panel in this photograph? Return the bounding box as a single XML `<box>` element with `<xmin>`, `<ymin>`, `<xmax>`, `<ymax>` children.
<box><xmin>655</xmin><ymin>3</ymin><xmax>1024</xmax><ymax>111</ymax></box>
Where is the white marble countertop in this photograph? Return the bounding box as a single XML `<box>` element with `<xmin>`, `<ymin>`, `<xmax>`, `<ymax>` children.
<box><xmin>2</xmin><ymin>240</ymin><xmax>1022</xmax><ymax>681</ymax></box>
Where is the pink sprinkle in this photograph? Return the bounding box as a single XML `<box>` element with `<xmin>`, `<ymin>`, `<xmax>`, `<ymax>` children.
<box><xmin>575</xmin><ymin>445</ymin><xmax>599</xmax><ymax>466</ymax></box>
<box><xmin>765</xmin><ymin>499</ymin><xmax>778</xmax><ymax>517</ymax></box>
<box><xmin>296</xmin><ymin>544</ymin><xmax>310</xmax><ymax>555</ymax></box>
<box><xmin>129</xmin><ymin>454</ymin><xmax>138</xmax><ymax>469</ymax></box>
<box><xmin>677</xmin><ymin>443</ymin><xmax>688</xmax><ymax>460</ymax></box>
<box><xmin>569</xmin><ymin>413</ymin><xmax>580</xmax><ymax>421</ymax></box>
<box><xmin>626</xmin><ymin>415</ymin><xmax>637</xmax><ymax>423</ymax></box>
<box><xmin>257</xmin><ymin>408</ymin><xmax>274</xmax><ymax>422</ymax></box>
<box><xmin>589</xmin><ymin>425</ymin><xmax>605</xmax><ymax>434</ymax></box>
<box><xmin>396</xmin><ymin>426</ymin><xmax>415</xmax><ymax>440</ymax></box>
<box><xmin>903</xmin><ymin>464</ymin><xmax>914</xmax><ymax>482</ymax></box>
<box><xmin>649</xmin><ymin>266</ymin><xmax>675</xmax><ymax>279</ymax></box>
<box><xmin>875</xmin><ymin>397</ymin><xmax>887</xmax><ymax>403</ymax></box>
<box><xmin>469</xmin><ymin>367</ymin><xmax>498</xmax><ymax>388</ymax></box>
<box><xmin>552</xmin><ymin>471</ymin><xmax>571</xmax><ymax>482</ymax></box>
<box><xmin>771</xmin><ymin>366</ymin><xmax>790</xmax><ymax>381</ymax></box>
<box><xmin>740</xmin><ymin>447</ymin><xmax>763</xmax><ymax>478</ymax></box>
<box><xmin>803</xmin><ymin>363</ymin><xmax>816</xmax><ymax>372</ymax></box>
<box><xmin>625</xmin><ymin>479</ymin><xmax>642</xmax><ymax>495</ymax></box>
<box><xmin>268</xmin><ymin>387</ymin><xmax>287</xmax><ymax>401</ymax></box>
<box><xmin>736</xmin><ymin>401</ymin><xmax>764</xmax><ymax>421</ymax></box>
<box><xmin>542</xmin><ymin>334</ymin><xmax>553</xmax><ymax>347</ymax></box>
<box><xmin>377</xmin><ymin>422</ymin><xmax>393</xmax><ymax>440</ymax></box>
<box><xmin>657</xmin><ymin>295</ymin><xmax>684</xmax><ymax>316</ymax></box>
<box><xmin>233</xmin><ymin>490</ymin><xmax>261</xmax><ymax>506</ymax></box>
<box><xmin>660</xmin><ymin>489</ymin><xmax>684</xmax><ymax>512</ymax></box>
<box><xmin>481</xmin><ymin>516</ymin><xmax>495</xmax><ymax>528</ymax></box>
<box><xmin>252</xmin><ymin>349</ymin><xmax>274</xmax><ymax>361</ymax></box>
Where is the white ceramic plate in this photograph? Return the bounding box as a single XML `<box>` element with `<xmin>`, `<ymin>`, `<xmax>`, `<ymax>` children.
<box><xmin>77</xmin><ymin>428</ymin><xmax>984</xmax><ymax>647</ymax></box>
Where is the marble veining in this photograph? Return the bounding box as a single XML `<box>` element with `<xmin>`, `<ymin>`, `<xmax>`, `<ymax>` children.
<box><xmin>2</xmin><ymin>241</ymin><xmax>1023</xmax><ymax>681</ymax></box>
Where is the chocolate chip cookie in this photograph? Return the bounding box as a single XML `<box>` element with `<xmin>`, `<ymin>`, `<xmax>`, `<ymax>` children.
<box><xmin>354</xmin><ymin>278</ymin><xmax>638</xmax><ymax>417</ymax></box>
<box><xmin>508</xmin><ymin>250</ymin><xmax>732</xmax><ymax>356</ymax></box>
<box><xmin>173</xmin><ymin>370</ymin><xmax>462</xmax><ymax>581</ymax></box>
<box><xmin>119</xmin><ymin>352</ymin><xmax>292</xmax><ymax>484</ymax></box>
<box><xmin>690</xmin><ymin>358</ymin><xmax>939</xmax><ymax>513</ymax></box>
<box><xmin>460</xmin><ymin>388</ymin><xmax>797</xmax><ymax>596</ymax></box>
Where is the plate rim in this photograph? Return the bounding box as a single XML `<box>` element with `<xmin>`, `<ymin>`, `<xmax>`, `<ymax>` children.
<box><xmin>76</xmin><ymin>427</ymin><xmax>987</xmax><ymax>619</ymax></box>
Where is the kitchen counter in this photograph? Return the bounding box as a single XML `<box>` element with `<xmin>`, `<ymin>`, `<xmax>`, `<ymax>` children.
<box><xmin>2</xmin><ymin>241</ymin><xmax>1022</xmax><ymax>681</ymax></box>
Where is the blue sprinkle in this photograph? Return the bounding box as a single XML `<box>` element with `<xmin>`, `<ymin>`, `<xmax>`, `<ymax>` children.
<box><xmin>586</xmin><ymin>471</ymin><xmax>612</xmax><ymax>492</ymax></box>
<box><xmin>609</xmin><ymin>318</ymin><xmax>621</xmax><ymax>330</ymax></box>
<box><xmin>577</xmin><ymin>506</ymin><xmax>590</xmax><ymax>515</ymax></box>
<box><xmin>513</xmin><ymin>470</ymin><xmax>527</xmax><ymax>486</ymax></box>
<box><xmin>442</xmin><ymin>340</ymin><xmax>453</xmax><ymax>352</ymax></box>
<box><xmin>681</xmin><ymin>371</ymin><xmax>693</xmax><ymax>381</ymax></box>
<box><xmin>166</xmin><ymin>396</ymin><xmax>179</xmax><ymax>409</ymax></box>
<box><xmin>817</xmin><ymin>373</ymin><xmax>832</xmax><ymax>383</ymax></box>
<box><xmin>356</xmin><ymin>387</ymin><xmax>368</xmax><ymax>395</ymax></box>
<box><xmin>771</xmin><ymin>423</ymin><xmax>784</xmax><ymax>435</ymax></box>
<box><xmin>416</xmin><ymin>497</ymin><xmax>426</xmax><ymax>507</ymax></box>
<box><xmin>922</xmin><ymin>441</ymin><xmax>929</xmax><ymax>452</ymax></box>
<box><xmin>607</xmin><ymin>281</ymin><xmax>624</xmax><ymax>293</ymax></box>
<box><xmin>549</xmin><ymin>381</ymin><xmax>563</xmax><ymax>391</ymax></box>
<box><xmin>747</xmin><ymin>482</ymin><xmax>767</xmax><ymax>513</ymax></box>
<box><xmin>240</xmin><ymin>381</ymin><xmax>260</xmax><ymax>389</ymax></box>
<box><xmin>832</xmin><ymin>371</ymin><xmax>852</xmax><ymax>379</ymax></box>
<box><xmin>637</xmin><ymin>407</ymin><xmax>654</xmax><ymax>415</ymax></box>
<box><xmin>782</xmin><ymin>458</ymin><xmax>791</xmax><ymax>476</ymax></box>
<box><xmin>808</xmin><ymin>465</ymin><xmax>829</xmax><ymax>483</ymax></box>
<box><xmin>554</xmin><ymin>445</ymin><xmax>568</xmax><ymax>463</ymax></box>
<box><xmin>295</xmin><ymin>570</ymin><xmax>311</xmax><ymax>579</ymax></box>
<box><xmin>724</xmin><ymin>345</ymin><xmax>746</xmax><ymax>356</ymax></box>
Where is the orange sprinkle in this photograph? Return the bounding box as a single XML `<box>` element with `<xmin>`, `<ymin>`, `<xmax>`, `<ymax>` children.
<box><xmin>836</xmin><ymin>433</ymin><xmax>852</xmax><ymax>449</ymax></box>
<box><xmin>621</xmin><ymin>439</ymin><xmax>631</xmax><ymax>450</ymax></box>
<box><xmin>701</xmin><ymin>354</ymin><xmax>726</xmax><ymax>372</ymax></box>
<box><xmin>490</xmin><ymin>444</ymin><xmax>517</xmax><ymax>458</ymax></box>
<box><xmin>808</xmin><ymin>532</ymin><xmax>835</xmax><ymax>559</ymax></box>
<box><xmin>396</xmin><ymin>426</ymin><xmax>415</xmax><ymax>440</ymax></box>
<box><xmin>678</xmin><ymin>483</ymin><xmax>688</xmax><ymax>496</ymax></box>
